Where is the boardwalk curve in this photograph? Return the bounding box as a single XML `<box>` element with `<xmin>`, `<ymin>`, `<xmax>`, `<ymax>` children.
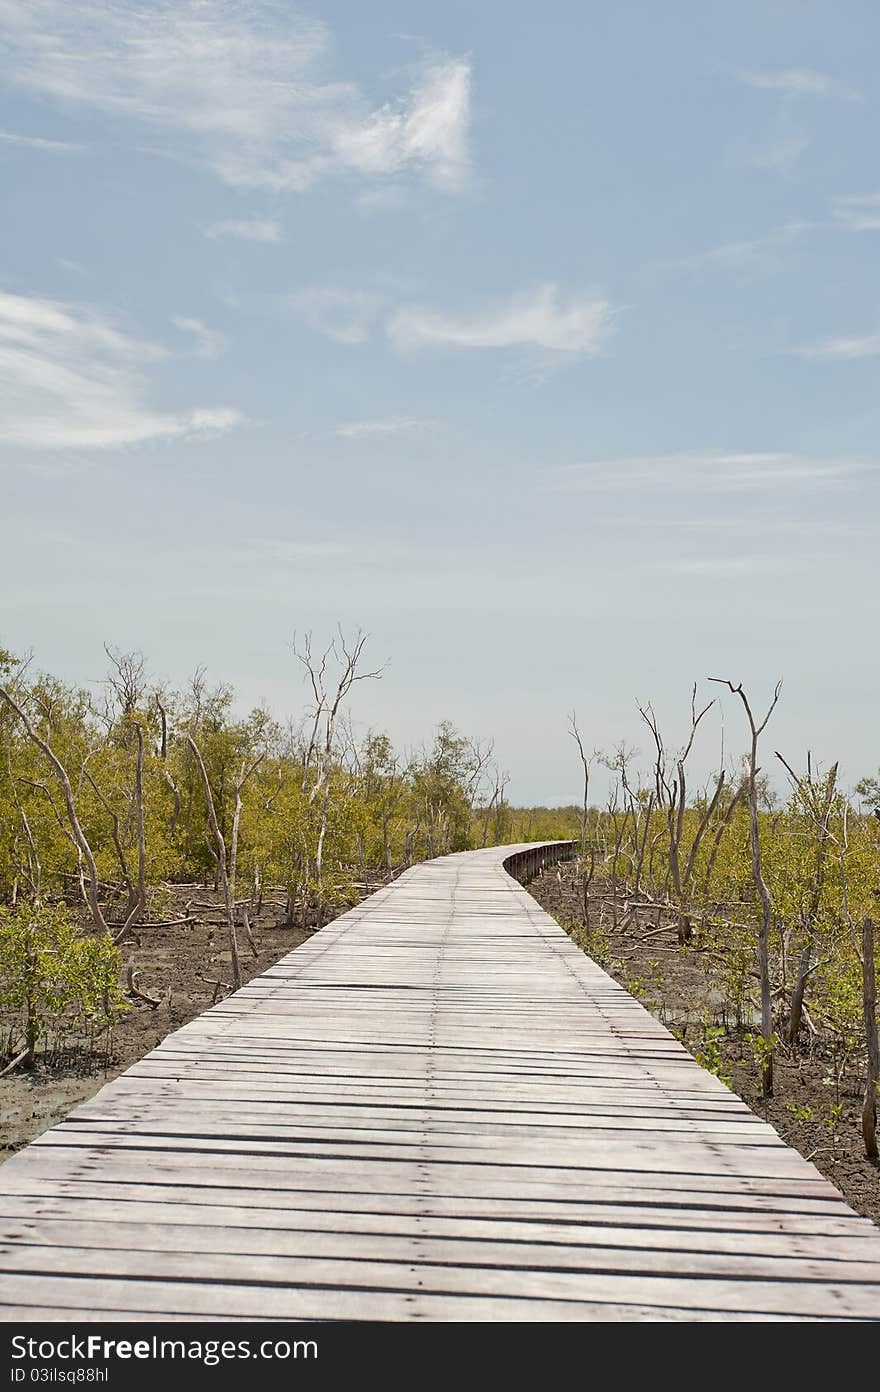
<box><xmin>1</xmin><ymin>842</ymin><xmax>880</xmax><ymax>1322</ymax></box>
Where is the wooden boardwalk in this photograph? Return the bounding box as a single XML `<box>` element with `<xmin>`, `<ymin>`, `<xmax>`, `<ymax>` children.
<box><xmin>2</xmin><ymin>842</ymin><xmax>880</xmax><ymax>1322</ymax></box>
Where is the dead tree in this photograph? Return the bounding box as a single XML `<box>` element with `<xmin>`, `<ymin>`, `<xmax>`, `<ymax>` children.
<box><xmin>862</xmin><ymin>917</ymin><xmax>879</xmax><ymax>1160</ymax></box>
<box><xmin>154</xmin><ymin>693</ymin><xmax>181</xmax><ymax>836</ymax></box>
<box><xmin>186</xmin><ymin>733</ymin><xmax>241</xmax><ymax>991</ymax></box>
<box><xmin>5</xmin><ymin>744</ymin><xmax>41</xmax><ymax>899</ymax></box>
<box><xmin>834</xmin><ymin>808</ymin><xmax>880</xmax><ymax>1160</ymax></box>
<box><xmin>463</xmin><ymin>737</ymin><xmax>495</xmax><ymax>824</ymax></box>
<box><xmin>480</xmin><ymin>763</ymin><xmax>509</xmax><ymax>847</ymax></box>
<box><xmin>775</xmin><ymin>753</ymin><xmax>839</xmax><ymax>1044</ymax></box>
<box><xmin>80</xmin><ymin>724</ymin><xmax>146</xmax><ymax>940</ymax></box>
<box><xmin>295</xmin><ymin>629</ymin><xmax>384</xmax><ymax>802</ymax></box>
<box><xmin>710</xmin><ymin>677</ymin><xmax>782</xmax><ymax>1097</ymax></box>
<box><xmin>229</xmin><ymin>751</ymin><xmax>266</xmax><ymax>905</ymax></box>
<box><xmin>131</xmin><ymin>723</ymin><xmax>146</xmax><ymax>929</ymax></box>
<box><xmin>0</xmin><ymin>682</ymin><xmax>112</xmax><ymax>939</ymax></box>
<box><xmin>628</xmin><ymin>787</ymin><xmax>656</xmax><ymax>900</ymax></box>
<box><xmin>103</xmin><ymin>645</ymin><xmax>147</xmax><ymax>718</ymax></box>
<box><xmin>294</xmin><ymin>629</ymin><xmax>384</xmax><ymax>924</ymax></box>
<box><xmin>638</xmin><ymin>688</ymin><xmax>722</xmax><ymax>944</ymax></box>
<box><xmin>489</xmin><ymin>765</ymin><xmax>508</xmax><ymax>847</ymax></box>
<box><xmin>568</xmin><ymin>713</ymin><xmax>592</xmax><ymax>856</ymax></box>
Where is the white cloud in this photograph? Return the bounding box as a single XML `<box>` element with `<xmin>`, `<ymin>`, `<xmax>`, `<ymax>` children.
<box><xmin>229</xmin><ymin>537</ymin><xmax>353</xmax><ymax>566</ymax></box>
<box><xmin>623</xmin><ymin>515</ymin><xmax>876</xmax><ymax>540</ymax></box>
<box><xmin>833</xmin><ymin>194</ymin><xmax>880</xmax><ymax>231</ymax></box>
<box><xmin>0</xmin><ymin>128</ymin><xmax>82</xmax><ymax>153</ymax></box>
<box><xmin>655</xmin><ymin>551</ymin><xmax>832</xmax><ymax>581</ymax></box>
<box><xmin>172</xmin><ymin>315</ymin><xmax>225</xmax><ymax>359</ymax></box>
<box><xmin>741</xmin><ymin>68</ymin><xmax>860</xmax><ymax>100</ymax></box>
<box><xmin>0</xmin><ymin>291</ymin><xmax>241</xmax><ymax>450</ymax></box>
<box><xmin>332</xmin><ymin>59</ymin><xmax>471</xmax><ymax>191</ymax></box>
<box><xmin>388</xmin><ymin>284</ymin><xmax>614</xmax><ymax>354</ymax></box>
<box><xmin>0</xmin><ymin>2</ymin><xmax>471</xmax><ymax>193</ymax></box>
<box><xmin>796</xmin><ymin>333</ymin><xmax>880</xmax><ymax>360</ymax></box>
<box><xmin>289</xmin><ymin>288</ymin><xmax>381</xmax><ymax>344</ymax></box>
<box><xmin>748</xmin><ymin>133</ymin><xmax>810</xmax><ymax>175</ymax></box>
<box><xmin>666</xmin><ymin>557</ymin><xmax>785</xmax><ymax>577</ymax></box>
<box><xmin>558</xmin><ymin>451</ymin><xmax>859</xmax><ymax>493</ymax></box>
<box><xmin>336</xmin><ymin>417</ymin><xmax>429</xmax><ymax>439</ymax></box>
<box><xmin>670</xmin><ymin>221</ymin><xmax>811</xmax><ymax>275</ymax></box>
<box><xmin>203</xmin><ymin>217</ymin><xmax>283</xmax><ymax>243</ymax></box>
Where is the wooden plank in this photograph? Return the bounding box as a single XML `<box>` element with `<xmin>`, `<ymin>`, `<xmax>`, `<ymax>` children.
<box><xmin>1</xmin><ymin>1275</ymin><xmax>817</xmax><ymax>1323</ymax></box>
<box><xmin>3</xmin><ymin>1196</ymin><xmax>876</xmax><ymax>1251</ymax></box>
<box><xmin>2</xmin><ymin>841</ymin><xmax>880</xmax><ymax>1322</ymax></box>
<box><xmin>3</xmin><ymin>1216</ymin><xmax>880</xmax><ymax>1277</ymax></box>
<box><xmin>2</xmin><ymin>1243</ymin><xmax>879</xmax><ymax>1319</ymax></box>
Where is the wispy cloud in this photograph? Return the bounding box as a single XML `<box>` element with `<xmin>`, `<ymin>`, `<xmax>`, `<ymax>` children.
<box><xmin>664</xmin><ymin>553</ymin><xmax>823</xmax><ymax>578</ymax></box>
<box><xmin>172</xmin><ymin>315</ymin><xmax>225</xmax><ymax>360</ymax></box>
<box><xmin>0</xmin><ymin>2</ymin><xmax>472</xmax><ymax>193</ymax></box>
<box><xmin>669</xmin><ymin>221</ymin><xmax>811</xmax><ymax>275</ymax></box>
<box><xmin>387</xmin><ymin>284</ymin><xmax>615</xmax><ymax>354</ymax></box>
<box><xmin>0</xmin><ymin>128</ymin><xmax>83</xmax><ymax>153</ymax></box>
<box><xmin>667</xmin><ymin>558</ymin><xmax>779</xmax><ymax>577</ymax></box>
<box><xmin>229</xmin><ymin>537</ymin><xmax>353</xmax><ymax>566</ymax></box>
<box><xmin>748</xmin><ymin>132</ymin><xmax>810</xmax><ymax>175</ymax></box>
<box><xmin>336</xmin><ymin>417</ymin><xmax>429</xmax><ymax>439</ymax></box>
<box><xmin>289</xmin><ymin>288</ymin><xmax>381</xmax><ymax>345</ymax></box>
<box><xmin>795</xmin><ymin>333</ymin><xmax>880</xmax><ymax>360</ymax></box>
<box><xmin>558</xmin><ymin>451</ymin><xmax>860</xmax><ymax>493</ymax></box>
<box><xmin>622</xmin><ymin>515</ymin><xmax>877</xmax><ymax>540</ymax></box>
<box><xmin>203</xmin><ymin>217</ymin><xmax>283</xmax><ymax>243</ymax></box>
<box><xmin>332</xmin><ymin>58</ymin><xmax>471</xmax><ymax>191</ymax></box>
<box><xmin>740</xmin><ymin>68</ymin><xmax>860</xmax><ymax>100</ymax></box>
<box><xmin>833</xmin><ymin>194</ymin><xmax>880</xmax><ymax>231</ymax></box>
<box><xmin>0</xmin><ymin>291</ymin><xmax>241</xmax><ymax>450</ymax></box>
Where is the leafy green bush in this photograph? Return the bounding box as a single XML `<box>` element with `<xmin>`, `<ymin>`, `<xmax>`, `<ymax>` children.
<box><xmin>0</xmin><ymin>900</ymin><xmax>127</xmax><ymax>1067</ymax></box>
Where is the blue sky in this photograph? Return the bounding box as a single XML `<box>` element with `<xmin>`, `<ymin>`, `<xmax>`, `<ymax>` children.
<box><xmin>1</xmin><ymin>1</ymin><xmax>878</xmax><ymax>803</ymax></box>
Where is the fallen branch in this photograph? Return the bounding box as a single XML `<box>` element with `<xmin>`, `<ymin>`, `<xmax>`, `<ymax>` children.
<box><xmin>630</xmin><ymin>924</ymin><xmax>678</xmax><ymax>942</ymax></box>
<box><xmin>197</xmin><ymin>974</ymin><xmax>232</xmax><ymax>1004</ymax></box>
<box><xmin>0</xmin><ymin>1048</ymin><xmax>30</xmax><ymax>1078</ymax></box>
<box><xmin>125</xmin><ymin>963</ymin><xmax>162</xmax><ymax>1008</ymax></box>
<box><xmin>127</xmin><ymin>916</ymin><xmax>200</xmax><ymax>928</ymax></box>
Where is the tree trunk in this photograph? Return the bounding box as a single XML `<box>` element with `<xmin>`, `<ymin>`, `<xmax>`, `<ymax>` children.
<box><xmin>710</xmin><ymin>679</ymin><xmax>782</xmax><ymax>1099</ymax></box>
<box><xmin>749</xmin><ymin>761</ymin><xmax>774</xmax><ymax>1096</ymax></box>
<box><xmin>787</xmin><ymin>943</ymin><xmax>811</xmax><ymax>1045</ymax></box>
<box><xmin>0</xmin><ymin>685</ymin><xmax>111</xmax><ymax>938</ymax></box>
<box><xmin>126</xmin><ymin>723</ymin><xmax>147</xmax><ymax>936</ymax></box>
<box><xmin>862</xmin><ymin>917</ymin><xmax>879</xmax><ymax>1160</ymax></box>
<box><xmin>186</xmin><ymin>735</ymin><xmax>241</xmax><ymax>991</ymax></box>
<box><xmin>24</xmin><ymin>1001</ymin><xmax>37</xmax><ymax>1069</ymax></box>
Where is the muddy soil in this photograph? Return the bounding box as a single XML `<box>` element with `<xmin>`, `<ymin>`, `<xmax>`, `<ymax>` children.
<box><xmin>528</xmin><ymin>862</ymin><xmax>880</xmax><ymax>1230</ymax></box>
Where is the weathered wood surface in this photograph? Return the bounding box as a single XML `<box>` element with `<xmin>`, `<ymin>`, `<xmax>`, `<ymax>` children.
<box><xmin>2</xmin><ymin>842</ymin><xmax>879</xmax><ymax>1322</ymax></box>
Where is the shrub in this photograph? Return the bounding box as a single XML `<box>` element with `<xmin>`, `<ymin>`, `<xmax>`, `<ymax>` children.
<box><xmin>0</xmin><ymin>900</ymin><xmax>127</xmax><ymax>1067</ymax></box>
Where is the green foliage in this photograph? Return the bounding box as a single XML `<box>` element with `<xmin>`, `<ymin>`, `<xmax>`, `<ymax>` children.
<box><xmin>0</xmin><ymin>645</ymin><xmax>584</xmax><ymax>941</ymax></box>
<box><xmin>566</xmin><ymin>919</ymin><xmax>611</xmax><ymax>970</ymax></box>
<box><xmin>692</xmin><ymin>1020</ymin><xmax>733</xmax><ymax>1088</ymax></box>
<box><xmin>744</xmin><ymin>1030</ymin><xmax>778</xmax><ymax>1083</ymax></box>
<box><xmin>783</xmin><ymin>1101</ymin><xmax>815</xmax><ymax>1123</ymax></box>
<box><xmin>824</xmin><ymin>1102</ymin><xmax>844</xmax><ymax>1142</ymax></box>
<box><xmin>855</xmin><ymin>771</ymin><xmax>880</xmax><ymax>810</ymax></box>
<box><xmin>0</xmin><ymin>900</ymin><xmax>126</xmax><ymax>1062</ymax></box>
